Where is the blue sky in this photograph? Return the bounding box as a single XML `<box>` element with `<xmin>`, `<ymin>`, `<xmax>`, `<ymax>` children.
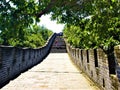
<box><xmin>38</xmin><ymin>15</ymin><xmax>65</xmax><ymax>33</ymax></box>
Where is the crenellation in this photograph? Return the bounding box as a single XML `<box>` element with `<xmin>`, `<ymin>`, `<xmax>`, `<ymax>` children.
<box><xmin>66</xmin><ymin>44</ymin><xmax>120</xmax><ymax>90</ymax></box>
<box><xmin>78</xmin><ymin>49</ymin><xmax>82</xmax><ymax>67</ymax></box>
<box><xmin>115</xmin><ymin>45</ymin><xmax>120</xmax><ymax>65</ymax></box>
<box><xmin>83</xmin><ymin>50</ymin><xmax>90</xmax><ymax>75</ymax></box>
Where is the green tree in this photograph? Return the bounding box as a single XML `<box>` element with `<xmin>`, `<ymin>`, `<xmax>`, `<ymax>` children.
<box><xmin>0</xmin><ymin>0</ymin><xmax>53</xmax><ymax>47</ymax></box>
<box><xmin>6</xmin><ymin>24</ymin><xmax>53</xmax><ymax>48</ymax></box>
<box><xmin>63</xmin><ymin>0</ymin><xmax>120</xmax><ymax>74</ymax></box>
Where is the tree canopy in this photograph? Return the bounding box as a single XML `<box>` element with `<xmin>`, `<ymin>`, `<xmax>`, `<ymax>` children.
<box><xmin>62</xmin><ymin>0</ymin><xmax>120</xmax><ymax>52</ymax></box>
<box><xmin>0</xmin><ymin>0</ymin><xmax>53</xmax><ymax>48</ymax></box>
<box><xmin>0</xmin><ymin>0</ymin><xmax>120</xmax><ymax>50</ymax></box>
<box><xmin>62</xmin><ymin>0</ymin><xmax>120</xmax><ymax>74</ymax></box>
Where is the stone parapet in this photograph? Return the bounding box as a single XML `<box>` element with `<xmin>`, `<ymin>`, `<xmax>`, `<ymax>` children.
<box><xmin>66</xmin><ymin>43</ymin><xmax>120</xmax><ymax>90</ymax></box>
<box><xmin>0</xmin><ymin>33</ymin><xmax>56</xmax><ymax>88</ymax></box>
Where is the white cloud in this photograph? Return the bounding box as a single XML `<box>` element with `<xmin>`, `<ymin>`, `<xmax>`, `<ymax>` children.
<box><xmin>38</xmin><ymin>14</ymin><xmax>65</xmax><ymax>33</ymax></box>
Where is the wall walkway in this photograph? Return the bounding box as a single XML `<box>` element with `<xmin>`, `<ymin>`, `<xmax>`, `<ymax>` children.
<box><xmin>1</xmin><ymin>52</ymin><xmax>99</xmax><ymax>90</ymax></box>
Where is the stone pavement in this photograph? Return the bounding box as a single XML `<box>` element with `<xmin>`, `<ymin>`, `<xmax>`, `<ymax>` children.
<box><xmin>1</xmin><ymin>53</ymin><xmax>100</xmax><ymax>90</ymax></box>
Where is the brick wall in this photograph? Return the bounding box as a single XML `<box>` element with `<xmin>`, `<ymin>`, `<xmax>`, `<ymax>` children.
<box><xmin>66</xmin><ymin>43</ymin><xmax>120</xmax><ymax>90</ymax></box>
<box><xmin>0</xmin><ymin>33</ymin><xmax>56</xmax><ymax>88</ymax></box>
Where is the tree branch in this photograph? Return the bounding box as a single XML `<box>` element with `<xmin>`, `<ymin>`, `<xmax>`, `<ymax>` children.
<box><xmin>36</xmin><ymin>0</ymin><xmax>57</xmax><ymax>18</ymax></box>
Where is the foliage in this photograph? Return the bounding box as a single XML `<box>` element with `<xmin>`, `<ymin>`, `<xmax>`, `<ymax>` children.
<box><xmin>62</xmin><ymin>0</ymin><xmax>119</xmax><ymax>74</ymax></box>
<box><xmin>63</xmin><ymin>0</ymin><xmax>120</xmax><ymax>53</ymax></box>
<box><xmin>0</xmin><ymin>0</ymin><xmax>120</xmax><ymax>50</ymax></box>
<box><xmin>0</xmin><ymin>0</ymin><xmax>53</xmax><ymax>48</ymax></box>
<box><xmin>0</xmin><ymin>23</ymin><xmax>53</xmax><ymax>48</ymax></box>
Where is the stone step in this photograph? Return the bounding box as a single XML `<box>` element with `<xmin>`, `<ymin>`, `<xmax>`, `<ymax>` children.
<box><xmin>50</xmin><ymin>36</ymin><xmax>66</xmax><ymax>53</ymax></box>
<box><xmin>50</xmin><ymin>49</ymin><xmax>67</xmax><ymax>53</ymax></box>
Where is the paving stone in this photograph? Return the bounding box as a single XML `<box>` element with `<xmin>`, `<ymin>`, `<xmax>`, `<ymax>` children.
<box><xmin>1</xmin><ymin>53</ymin><xmax>99</xmax><ymax>90</ymax></box>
